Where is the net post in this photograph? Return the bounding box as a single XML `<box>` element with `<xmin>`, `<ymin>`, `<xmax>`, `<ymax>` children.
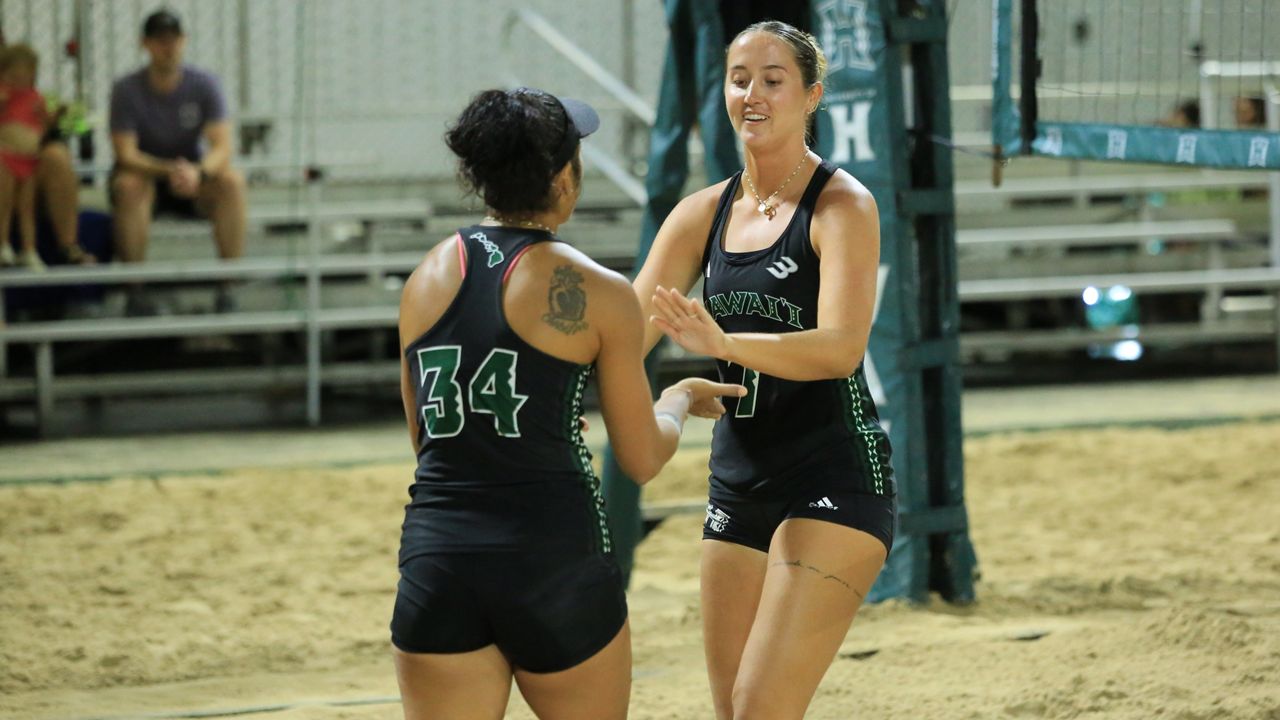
<box><xmin>1018</xmin><ymin>0</ymin><xmax>1039</xmax><ymax>154</ymax></box>
<box><xmin>1267</xmin><ymin>87</ymin><xmax>1280</xmax><ymax>373</ymax></box>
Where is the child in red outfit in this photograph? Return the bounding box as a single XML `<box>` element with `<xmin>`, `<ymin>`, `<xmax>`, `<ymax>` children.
<box><xmin>0</xmin><ymin>44</ymin><xmax>48</xmax><ymax>271</ymax></box>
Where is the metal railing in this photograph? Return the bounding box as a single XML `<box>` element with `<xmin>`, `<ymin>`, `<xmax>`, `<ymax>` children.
<box><xmin>500</xmin><ymin>7</ymin><xmax>652</xmax><ymax>206</ymax></box>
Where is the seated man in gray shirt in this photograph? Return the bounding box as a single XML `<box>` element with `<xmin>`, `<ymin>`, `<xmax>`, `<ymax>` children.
<box><xmin>109</xmin><ymin>10</ymin><xmax>246</xmax><ymax>311</ymax></box>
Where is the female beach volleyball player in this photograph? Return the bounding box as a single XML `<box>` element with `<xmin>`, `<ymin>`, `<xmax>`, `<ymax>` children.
<box><xmin>633</xmin><ymin>21</ymin><xmax>896</xmax><ymax>719</ymax></box>
<box><xmin>391</xmin><ymin>87</ymin><xmax>744</xmax><ymax>720</ymax></box>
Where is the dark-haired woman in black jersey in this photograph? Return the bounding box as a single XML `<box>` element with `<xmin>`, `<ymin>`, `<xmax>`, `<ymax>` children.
<box><xmin>633</xmin><ymin>21</ymin><xmax>896</xmax><ymax>720</ymax></box>
<box><xmin>391</xmin><ymin>87</ymin><xmax>743</xmax><ymax>720</ymax></box>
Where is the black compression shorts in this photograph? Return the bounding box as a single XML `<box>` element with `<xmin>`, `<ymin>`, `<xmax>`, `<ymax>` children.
<box><xmin>390</xmin><ymin>550</ymin><xmax>627</xmax><ymax>674</ymax></box>
<box><xmin>703</xmin><ymin>474</ymin><xmax>896</xmax><ymax>555</ymax></box>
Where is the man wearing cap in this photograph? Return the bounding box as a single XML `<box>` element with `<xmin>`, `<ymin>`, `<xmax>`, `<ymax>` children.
<box><xmin>109</xmin><ymin>9</ymin><xmax>245</xmax><ymax>313</ymax></box>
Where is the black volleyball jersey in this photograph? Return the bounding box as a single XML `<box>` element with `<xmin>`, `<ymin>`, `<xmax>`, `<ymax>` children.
<box><xmin>400</xmin><ymin>226</ymin><xmax>609</xmax><ymax>557</ymax></box>
<box><xmin>701</xmin><ymin>160</ymin><xmax>895</xmax><ymax>498</ymax></box>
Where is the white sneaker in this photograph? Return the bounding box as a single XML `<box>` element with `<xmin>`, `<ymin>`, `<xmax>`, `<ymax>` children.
<box><xmin>0</xmin><ymin>243</ymin><xmax>14</xmax><ymax>266</ymax></box>
<box><xmin>19</xmin><ymin>250</ymin><xmax>46</xmax><ymax>272</ymax></box>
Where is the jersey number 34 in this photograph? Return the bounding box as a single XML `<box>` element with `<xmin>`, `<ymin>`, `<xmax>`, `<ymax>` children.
<box><xmin>415</xmin><ymin>346</ymin><xmax>529</xmax><ymax>438</ymax></box>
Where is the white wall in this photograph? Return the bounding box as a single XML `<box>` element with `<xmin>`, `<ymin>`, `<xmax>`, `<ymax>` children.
<box><xmin>0</xmin><ymin>0</ymin><xmax>667</xmax><ymax>180</ymax></box>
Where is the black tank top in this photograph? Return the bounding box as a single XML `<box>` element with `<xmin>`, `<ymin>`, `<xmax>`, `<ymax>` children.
<box><xmin>701</xmin><ymin>160</ymin><xmax>894</xmax><ymax>498</ymax></box>
<box><xmin>399</xmin><ymin>226</ymin><xmax>609</xmax><ymax>558</ymax></box>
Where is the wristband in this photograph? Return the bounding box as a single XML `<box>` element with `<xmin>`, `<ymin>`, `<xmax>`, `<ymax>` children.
<box><xmin>660</xmin><ymin>385</ymin><xmax>693</xmax><ymax>401</ymax></box>
<box><xmin>655</xmin><ymin>411</ymin><xmax>684</xmax><ymax>433</ymax></box>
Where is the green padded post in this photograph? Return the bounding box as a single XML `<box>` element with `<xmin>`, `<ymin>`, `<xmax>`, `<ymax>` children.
<box><xmin>600</xmin><ymin>0</ymin><xmax>740</xmax><ymax>585</ymax></box>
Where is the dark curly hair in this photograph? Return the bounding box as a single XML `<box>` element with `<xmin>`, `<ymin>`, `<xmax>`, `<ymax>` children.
<box><xmin>445</xmin><ymin>88</ymin><xmax>582</xmax><ymax>215</ymax></box>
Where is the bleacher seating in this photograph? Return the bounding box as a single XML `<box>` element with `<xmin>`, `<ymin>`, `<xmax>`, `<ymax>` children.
<box><xmin>2</xmin><ymin>163</ymin><xmax>1278</xmax><ymax>436</ymax></box>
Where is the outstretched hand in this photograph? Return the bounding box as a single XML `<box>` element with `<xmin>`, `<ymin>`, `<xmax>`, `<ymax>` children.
<box><xmin>664</xmin><ymin>377</ymin><xmax>746</xmax><ymax>420</ymax></box>
<box><xmin>651</xmin><ymin>286</ymin><xmax>728</xmax><ymax>359</ymax></box>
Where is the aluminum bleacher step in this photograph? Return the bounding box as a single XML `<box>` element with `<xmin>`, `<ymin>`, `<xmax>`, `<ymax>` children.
<box><xmin>959</xmin><ymin>266</ymin><xmax>1280</xmax><ymax>301</ymax></box>
<box><xmin>957</xmin><ymin>219</ymin><xmax>1239</xmax><ymax>249</ymax></box>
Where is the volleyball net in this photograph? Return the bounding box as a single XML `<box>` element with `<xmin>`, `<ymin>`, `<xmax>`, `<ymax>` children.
<box><xmin>993</xmin><ymin>0</ymin><xmax>1280</xmax><ymax>169</ymax></box>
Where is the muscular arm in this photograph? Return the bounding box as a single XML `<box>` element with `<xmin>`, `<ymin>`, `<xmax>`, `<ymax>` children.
<box><xmin>631</xmin><ymin>184</ymin><xmax>723</xmax><ymax>355</ymax></box>
<box><xmin>110</xmin><ymin>132</ymin><xmax>173</xmax><ymax>177</ymax></box>
<box><xmin>652</xmin><ymin>178</ymin><xmax>881</xmax><ymax>382</ymax></box>
<box><xmin>200</xmin><ymin>120</ymin><xmax>233</xmax><ymax>176</ymax></box>
<box><xmin>397</xmin><ymin>238</ymin><xmax>461</xmax><ymax>454</ymax></box>
<box><xmin>591</xmin><ymin>274</ymin><xmax>684</xmax><ymax>483</ymax></box>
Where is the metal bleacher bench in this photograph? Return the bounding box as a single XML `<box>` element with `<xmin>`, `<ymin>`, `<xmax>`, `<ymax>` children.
<box><xmin>0</xmin><ymin>193</ymin><xmax>434</xmax><ymax>435</ymax></box>
<box><xmin>952</xmin><ymin>167</ymin><xmax>1280</xmax><ymax>362</ymax></box>
<box><xmin>956</xmin><ymin>219</ymin><xmax>1240</xmax><ymax>250</ymax></box>
<box><xmin>955</xmin><ymin>218</ymin><xmax>1280</xmax><ymax>360</ymax></box>
<box><xmin>0</xmin><ymin>247</ymin><xmax>628</xmax><ymax>437</ymax></box>
<box><xmin>0</xmin><ymin>253</ymin><xmax>420</xmax><ymax>435</ymax></box>
<box><xmin>954</xmin><ymin>170</ymin><xmax>1270</xmax><ymax>203</ymax></box>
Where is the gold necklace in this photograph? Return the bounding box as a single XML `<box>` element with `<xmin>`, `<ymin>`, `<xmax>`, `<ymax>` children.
<box><xmin>743</xmin><ymin>149</ymin><xmax>810</xmax><ymax>220</ymax></box>
<box><xmin>484</xmin><ymin>215</ymin><xmax>555</xmax><ymax>233</ymax></box>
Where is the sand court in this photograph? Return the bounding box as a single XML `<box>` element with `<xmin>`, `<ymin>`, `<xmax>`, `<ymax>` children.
<box><xmin>3</xmin><ymin>379</ymin><xmax>1279</xmax><ymax>718</ymax></box>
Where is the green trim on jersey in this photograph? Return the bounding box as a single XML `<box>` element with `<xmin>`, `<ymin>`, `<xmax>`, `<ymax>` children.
<box><xmin>839</xmin><ymin>367</ymin><xmax>889</xmax><ymax>495</ymax></box>
<box><xmin>563</xmin><ymin>364</ymin><xmax>612</xmax><ymax>554</ymax></box>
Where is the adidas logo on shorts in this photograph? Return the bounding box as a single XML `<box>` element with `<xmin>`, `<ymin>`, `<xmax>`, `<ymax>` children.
<box><xmin>808</xmin><ymin>496</ymin><xmax>839</xmax><ymax>510</ymax></box>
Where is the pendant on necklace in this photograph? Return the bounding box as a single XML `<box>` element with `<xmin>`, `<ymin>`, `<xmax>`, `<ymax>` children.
<box><xmin>758</xmin><ymin>202</ymin><xmax>776</xmax><ymax>219</ymax></box>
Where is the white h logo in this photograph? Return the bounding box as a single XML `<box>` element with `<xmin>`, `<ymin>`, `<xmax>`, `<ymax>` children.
<box><xmin>828</xmin><ymin>101</ymin><xmax>875</xmax><ymax>163</ymax></box>
<box><xmin>817</xmin><ymin>0</ymin><xmax>874</xmax><ymax>73</ymax></box>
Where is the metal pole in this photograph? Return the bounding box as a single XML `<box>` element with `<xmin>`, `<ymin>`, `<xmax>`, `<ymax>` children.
<box><xmin>1018</xmin><ymin>0</ymin><xmax>1039</xmax><ymax>154</ymax></box>
<box><xmin>302</xmin><ymin>2</ymin><xmax>322</xmax><ymax>426</ymax></box>
<box><xmin>306</xmin><ymin>175</ymin><xmax>322</xmax><ymax>426</ymax></box>
<box><xmin>1266</xmin><ymin>85</ymin><xmax>1280</xmax><ymax>372</ymax></box>
<box><xmin>1266</xmin><ymin>85</ymin><xmax>1280</xmax><ymax>270</ymax></box>
<box><xmin>238</xmin><ymin>0</ymin><xmax>250</xmax><ymax>111</ymax></box>
<box><xmin>620</xmin><ymin>0</ymin><xmax>637</xmax><ymax>165</ymax></box>
<box><xmin>0</xmin><ymin>289</ymin><xmax>7</xmax><ymax>379</ymax></box>
<box><xmin>35</xmin><ymin>342</ymin><xmax>54</xmax><ymax>437</ymax></box>
<box><xmin>1199</xmin><ymin>69</ymin><xmax>1216</xmax><ymax>130</ymax></box>
<box><xmin>73</xmin><ymin>0</ymin><xmax>88</xmax><ymax>104</ymax></box>
<box><xmin>52</xmin><ymin>0</ymin><xmax>64</xmax><ymax>98</ymax></box>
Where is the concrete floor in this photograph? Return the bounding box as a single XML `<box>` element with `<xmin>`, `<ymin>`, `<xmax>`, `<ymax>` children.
<box><xmin>4</xmin><ymin>374</ymin><xmax>1278</xmax><ymax>485</ymax></box>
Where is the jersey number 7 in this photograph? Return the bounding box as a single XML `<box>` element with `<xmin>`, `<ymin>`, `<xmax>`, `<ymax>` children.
<box><xmin>730</xmin><ymin>363</ymin><xmax>761</xmax><ymax>418</ymax></box>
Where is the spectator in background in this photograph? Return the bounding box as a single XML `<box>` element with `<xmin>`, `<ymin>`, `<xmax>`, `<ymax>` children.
<box><xmin>1</xmin><ymin>24</ymin><xmax>99</xmax><ymax>268</ymax></box>
<box><xmin>1162</xmin><ymin>99</ymin><xmax>1201</xmax><ymax>129</ymax></box>
<box><xmin>1235</xmin><ymin>95</ymin><xmax>1266</xmax><ymax>129</ymax></box>
<box><xmin>109</xmin><ymin>9</ymin><xmax>245</xmax><ymax>313</ymax></box>
<box><xmin>0</xmin><ymin>44</ymin><xmax>48</xmax><ymax>271</ymax></box>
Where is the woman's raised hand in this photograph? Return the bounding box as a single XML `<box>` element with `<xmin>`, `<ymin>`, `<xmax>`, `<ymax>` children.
<box><xmin>650</xmin><ymin>286</ymin><xmax>728</xmax><ymax>360</ymax></box>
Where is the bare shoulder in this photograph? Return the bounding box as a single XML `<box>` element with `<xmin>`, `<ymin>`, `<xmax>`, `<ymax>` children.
<box><xmin>666</xmin><ymin>178</ymin><xmax>733</xmax><ymax>233</ymax></box>
<box><xmin>811</xmin><ymin>168</ymin><xmax>879</xmax><ymax>258</ymax></box>
<box><xmin>535</xmin><ymin>242</ymin><xmax>637</xmax><ymax>307</ymax></box>
<box><xmin>399</xmin><ymin>233</ymin><xmax>465</xmax><ymax>346</ymax></box>
<box><xmin>815</xmin><ymin>167</ymin><xmax>878</xmax><ymax>219</ymax></box>
<box><xmin>512</xmin><ymin>241</ymin><xmax>641</xmax><ymax>344</ymax></box>
<box><xmin>403</xmin><ymin>233</ymin><xmax>460</xmax><ymax>297</ymax></box>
